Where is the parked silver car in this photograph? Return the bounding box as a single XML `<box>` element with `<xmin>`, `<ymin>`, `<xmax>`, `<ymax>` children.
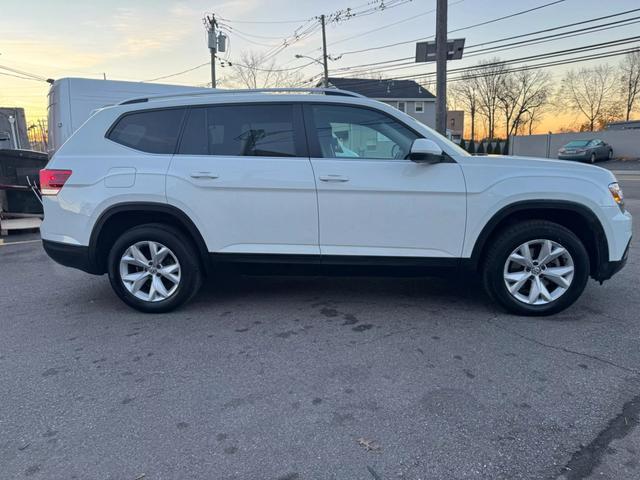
<box><xmin>558</xmin><ymin>139</ymin><xmax>613</xmax><ymax>163</ymax></box>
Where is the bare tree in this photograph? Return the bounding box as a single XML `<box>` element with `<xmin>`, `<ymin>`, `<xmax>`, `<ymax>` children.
<box><xmin>226</xmin><ymin>51</ymin><xmax>302</xmax><ymax>89</ymax></box>
<box><xmin>619</xmin><ymin>50</ymin><xmax>640</xmax><ymax>121</ymax></box>
<box><xmin>450</xmin><ymin>71</ymin><xmax>480</xmax><ymax>141</ymax></box>
<box><xmin>472</xmin><ymin>59</ymin><xmax>508</xmax><ymax>140</ymax></box>
<box><xmin>522</xmin><ymin>103</ymin><xmax>549</xmax><ymax>135</ymax></box>
<box><xmin>558</xmin><ymin>65</ymin><xmax>617</xmax><ymax>131</ymax></box>
<box><xmin>497</xmin><ymin>69</ymin><xmax>553</xmax><ymax>138</ymax></box>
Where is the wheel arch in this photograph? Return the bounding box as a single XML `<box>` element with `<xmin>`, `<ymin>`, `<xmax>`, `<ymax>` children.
<box><xmin>469</xmin><ymin>200</ymin><xmax>609</xmax><ymax>279</ymax></box>
<box><xmin>88</xmin><ymin>202</ymin><xmax>210</xmax><ymax>275</ymax></box>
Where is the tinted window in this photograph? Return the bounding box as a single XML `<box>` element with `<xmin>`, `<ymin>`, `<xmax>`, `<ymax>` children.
<box><xmin>179</xmin><ymin>104</ymin><xmax>297</xmax><ymax>157</ymax></box>
<box><xmin>108</xmin><ymin>108</ymin><xmax>185</xmax><ymax>154</ymax></box>
<box><xmin>308</xmin><ymin>104</ymin><xmax>419</xmax><ymax>160</ymax></box>
<box><xmin>565</xmin><ymin>140</ymin><xmax>590</xmax><ymax>147</ymax></box>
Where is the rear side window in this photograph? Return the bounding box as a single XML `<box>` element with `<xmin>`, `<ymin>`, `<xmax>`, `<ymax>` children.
<box><xmin>178</xmin><ymin>104</ymin><xmax>297</xmax><ymax>157</ymax></box>
<box><xmin>108</xmin><ymin>108</ymin><xmax>186</xmax><ymax>154</ymax></box>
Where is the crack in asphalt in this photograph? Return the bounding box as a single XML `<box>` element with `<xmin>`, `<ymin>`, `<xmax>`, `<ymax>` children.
<box><xmin>486</xmin><ymin>316</ymin><xmax>640</xmax><ymax>376</ymax></box>
<box><xmin>486</xmin><ymin>314</ymin><xmax>640</xmax><ymax>479</ymax></box>
<box><xmin>559</xmin><ymin>394</ymin><xmax>640</xmax><ymax>480</ymax></box>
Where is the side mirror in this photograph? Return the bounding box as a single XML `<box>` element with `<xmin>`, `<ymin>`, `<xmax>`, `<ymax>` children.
<box><xmin>408</xmin><ymin>138</ymin><xmax>443</xmax><ymax>164</ymax></box>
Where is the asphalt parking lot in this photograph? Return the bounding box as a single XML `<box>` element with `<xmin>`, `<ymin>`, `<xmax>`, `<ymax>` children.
<box><xmin>1</xmin><ymin>182</ymin><xmax>639</xmax><ymax>480</ymax></box>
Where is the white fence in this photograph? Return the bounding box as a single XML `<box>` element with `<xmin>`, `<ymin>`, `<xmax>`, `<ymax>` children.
<box><xmin>510</xmin><ymin>129</ymin><xmax>640</xmax><ymax>159</ymax></box>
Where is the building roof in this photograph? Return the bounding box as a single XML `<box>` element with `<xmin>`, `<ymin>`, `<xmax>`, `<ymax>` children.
<box><xmin>325</xmin><ymin>77</ymin><xmax>435</xmax><ymax>99</ymax></box>
<box><xmin>606</xmin><ymin>120</ymin><xmax>640</xmax><ymax>130</ymax></box>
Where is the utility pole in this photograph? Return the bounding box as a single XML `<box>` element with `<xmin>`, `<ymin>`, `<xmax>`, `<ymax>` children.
<box><xmin>206</xmin><ymin>14</ymin><xmax>218</xmax><ymax>88</ymax></box>
<box><xmin>320</xmin><ymin>14</ymin><xmax>329</xmax><ymax>88</ymax></box>
<box><xmin>435</xmin><ymin>0</ymin><xmax>447</xmax><ymax>135</ymax></box>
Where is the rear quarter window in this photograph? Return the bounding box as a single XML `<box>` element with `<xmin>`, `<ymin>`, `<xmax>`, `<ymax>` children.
<box><xmin>107</xmin><ymin>108</ymin><xmax>186</xmax><ymax>154</ymax></box>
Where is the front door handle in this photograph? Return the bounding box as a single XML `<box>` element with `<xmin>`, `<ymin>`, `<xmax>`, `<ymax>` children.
<box><xmin>319</xmin><ymin>175</ymin><xmax>349</xmax><ymax>183</ymax></box>
<box><xmin>190</xmin><ymin>171</ymin><xmax>219</xmax><ymax>179</ymax></box>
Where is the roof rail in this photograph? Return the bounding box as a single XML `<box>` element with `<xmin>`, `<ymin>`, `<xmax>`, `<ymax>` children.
<box><xmin>118</xmin><ymin>87</ymin><xmax>364</xmax><ymax>106</ymax></box>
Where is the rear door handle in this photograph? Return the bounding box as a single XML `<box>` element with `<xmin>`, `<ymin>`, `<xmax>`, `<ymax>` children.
<box><xmin>190</xmin><ymin>171</ymin><xmax>219</xmax><ymax>179</ymax></box>
<box><xmin>319</xmin><ymin>175</ymin><xmax>349</xmax><ymax>183</ymax></box>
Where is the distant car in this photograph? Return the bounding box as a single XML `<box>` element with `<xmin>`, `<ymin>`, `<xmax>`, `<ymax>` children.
<box><xmin>558</xmin><ymin>139</ymin><xmax>613</xmax><ymax>163</ymax></box>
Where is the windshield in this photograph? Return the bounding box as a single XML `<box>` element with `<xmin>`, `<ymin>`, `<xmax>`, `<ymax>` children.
<box><xmin>565</xmin><ymin>140</ymin><xmax>590</xmax><ymax>147</ymax></box>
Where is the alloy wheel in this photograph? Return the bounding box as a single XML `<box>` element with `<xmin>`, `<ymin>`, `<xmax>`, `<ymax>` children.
<box><xmin>503</xmin><ymin>239</ymin><xmax>574</xmax><ymax>306</ymax></box>
<box><xmin>119</xmin><ymin>241</ymin><xmax>181</xmax><ymax>302</ymax></box>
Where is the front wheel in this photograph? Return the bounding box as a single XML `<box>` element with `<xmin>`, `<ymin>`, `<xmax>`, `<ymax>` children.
<box><xmin>589</xmin><ymin>153</ymin><xmax>596</xmax><ymax>164</ymax></box>
<box><xmin>108</xmin><ymin>224</ymin><xmax>202</xmax><ymax>313</ymax></box>
<box><xmin>608</xmin><ymin>149</ymin><xmax>613</xmax><ymax>160</ymax></box>
<box><xmin>482</xmin><ymin>220</ymin><xmax>589</xmax><ymax>316</ymax></box>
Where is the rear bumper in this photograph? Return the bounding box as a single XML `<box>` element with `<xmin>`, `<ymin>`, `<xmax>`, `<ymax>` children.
<box><xmin>594</xmin><ymin>237</ymin><xmax>631</xmax><ymax>282</ymax></box>
<box><xmin>42</xmin><ymin>240</ymin><xmax>100</xmax><ymax>275</ymax></box>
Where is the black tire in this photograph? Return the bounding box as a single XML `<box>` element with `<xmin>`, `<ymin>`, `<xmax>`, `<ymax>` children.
<box><xmin>589</xmin><ymin>153</ymin><xmax>596</xmax><ymax>164</ymax></box>
<box><xmin>482</xmin><ymin>220</ymin><xmax>589</xmax><ymax>316</ymax></box>
<box><xmin>107</xmin><ymin>223</ymin><xmax>203</xmax><ymax>313</ymax></box>
<box><xmin>608</xmin><ymin>149</ymin><xmax>613</xmax><ymax>160</ymax></box>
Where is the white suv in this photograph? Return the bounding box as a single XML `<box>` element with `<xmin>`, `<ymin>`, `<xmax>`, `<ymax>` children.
<box><xmin>40</xmin><ymin>88</ymin><xmax>632</xmax><ymax>315</ymax></box>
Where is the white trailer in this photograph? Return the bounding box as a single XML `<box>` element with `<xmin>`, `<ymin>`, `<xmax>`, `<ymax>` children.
<box><xmin>47</xmin><ymin>78</ymin><xmax>209</xmax><ymax>155</ymax></box>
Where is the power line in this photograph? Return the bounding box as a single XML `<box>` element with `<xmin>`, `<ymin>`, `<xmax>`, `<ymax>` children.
<box><xmin>229</xmin><ymin>59</ymin><xmax>318</xmax><ymax>72</ymax></box>
<box><xmin>327</xmin><ymin>7</ymin><xmax>640</xmax><ymax>76</ymax></box>
<box><xmin>0</xmin><ymin>71</ymin><xmax>45</xmax><ymax>82</ymax></box>
<box><xmin>465</xmin><ymin>6</ymin><xmax>640</xmax><ymax>49</ymax></box>
<box><xmin>445</xmin><ymin>46</ymin><xmax>640</xmax><ymax>83</ymax></box>
<box><xmin>217</xmin><ymin>25</ymin><xmax>296</xmax><ymax>40</ymax></box>
<box><xmin>330</xmin><ymin>40</ymin><xmax>640</xmax><ymax>91</ymax></box>
<box><xmin>145</xmin><ymin>62</ymin><xmax>209</xmax><ymax>82</ymax></box>
<box><xmin>328</xmin><ymin>0</ymin><xmax>465</xmax><ymax>48</ymax></box>
<box><xmin>335</xmin><ymin>15</ymin><xmax>640</xmax><ymax>78</ymax></box>
<box><xmin>463</xmin><ymin>17</ymin><xmax>640</xmax><ymax>58</ymax></box>
<box><xmin>217</xmin><ymin>16</ymin><xmax>312</xmax><ymax>24</ymax></box>
<box><xmin>0</xmin><ymin>64</ymin><xmax>47</xmax><ymax>81</ymax></box>
<box><xmin>337</xmin><ymin>0</ymin><xmax>567</xmax><ymax>56</ymax></box>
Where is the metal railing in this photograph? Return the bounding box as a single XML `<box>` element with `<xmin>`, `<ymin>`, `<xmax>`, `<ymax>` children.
<box><xmin>118</xmin><ymin>87</ymin><xmax>363</xmax><ymax>106</ymax></box>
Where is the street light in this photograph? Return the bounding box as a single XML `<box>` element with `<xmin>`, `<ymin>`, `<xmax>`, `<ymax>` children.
<box><xmin>294</xmin><ymin>54</ymin><xmax>324</xmax><ymax>66</ymax></box>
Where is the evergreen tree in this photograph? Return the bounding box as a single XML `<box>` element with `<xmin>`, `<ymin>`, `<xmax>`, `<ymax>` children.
<box><xmin>486</xmin><ymin>142</ymin><xmax>494</xmax><ymax>154</ymax></box>
<box><xmin>477</xmin><ymin>142</ymin><xmax>485</xmax><ymax>154</ymax></box>
<box><xmin>467</xmin><ymin>140</ymin><xmax>476</xmax><ymax>154</ymax></box>
<box><xmin>502</xmin><ymin>139</ymin><xmax>510</xmax><ymax>155</ymax></box>
<box><xmin>459</xmin><ymin>138</ymin><xmax>467</xmax><ymax>150</ymax></box>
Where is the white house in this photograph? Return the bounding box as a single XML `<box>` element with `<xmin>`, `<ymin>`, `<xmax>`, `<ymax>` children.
<box><xmin>323</xmin><ymin>77</ymin><xmax>436</xmax><ymax>128</ymax></box>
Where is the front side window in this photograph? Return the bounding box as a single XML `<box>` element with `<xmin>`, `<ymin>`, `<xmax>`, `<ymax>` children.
<box><xmin>308</xmin><ymin>104</ymin><xmax>419</xmax><ymax>160</ymax></box>
<box><xmin>108</xmin><ymin>108</ymin><xmax>186</xmax><ymax>154</ymax></box>
<box><xmin>178</xmin><ymin>104</ymin><xmax>297</xmax><ymax>157</ymax></box>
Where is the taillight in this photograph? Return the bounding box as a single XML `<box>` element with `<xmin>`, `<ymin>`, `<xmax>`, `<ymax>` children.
<box><xmin>39</xmin><ymin>169</ymin><xmax>72</xmax><ymax>195</ymax></box>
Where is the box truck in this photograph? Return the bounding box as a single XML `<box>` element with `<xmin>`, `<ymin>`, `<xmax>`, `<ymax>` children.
<box><xmin>47</xmin><ymin>78</ymin><xmax>208</xmax><ymax>155</ymax></box>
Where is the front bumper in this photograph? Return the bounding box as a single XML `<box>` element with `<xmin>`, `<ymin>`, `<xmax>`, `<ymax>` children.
<box><xmin>594</xmin><ymin>237</ymin><xmax>631</xmax><ymax>282</ymax></box>
<box><xmin>42</xmin><ymin>240</ymin><xmax>100</xmax><ymax>275</ymax></box>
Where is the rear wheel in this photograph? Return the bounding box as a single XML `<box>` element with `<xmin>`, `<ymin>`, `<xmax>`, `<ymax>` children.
<box><xmin>108</xmin><ymin>224</ymin><xmax>202</xmax><ymax>313</ymax></box>
<box><xmin>608</xmin><ymin>149</ymin><xmax>613</xmax><ymax>160</ymax></box>
<box><xmin>482</xmin><ymin>220</ymin><xmax>589</xmax><ymax>316</ymax></box>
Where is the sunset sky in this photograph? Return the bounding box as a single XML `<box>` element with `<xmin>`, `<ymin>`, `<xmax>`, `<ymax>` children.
<box><xmin>1</xmin><ymin>0</ymin><xmax>639</xmax><ymax>135</ymax></box>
